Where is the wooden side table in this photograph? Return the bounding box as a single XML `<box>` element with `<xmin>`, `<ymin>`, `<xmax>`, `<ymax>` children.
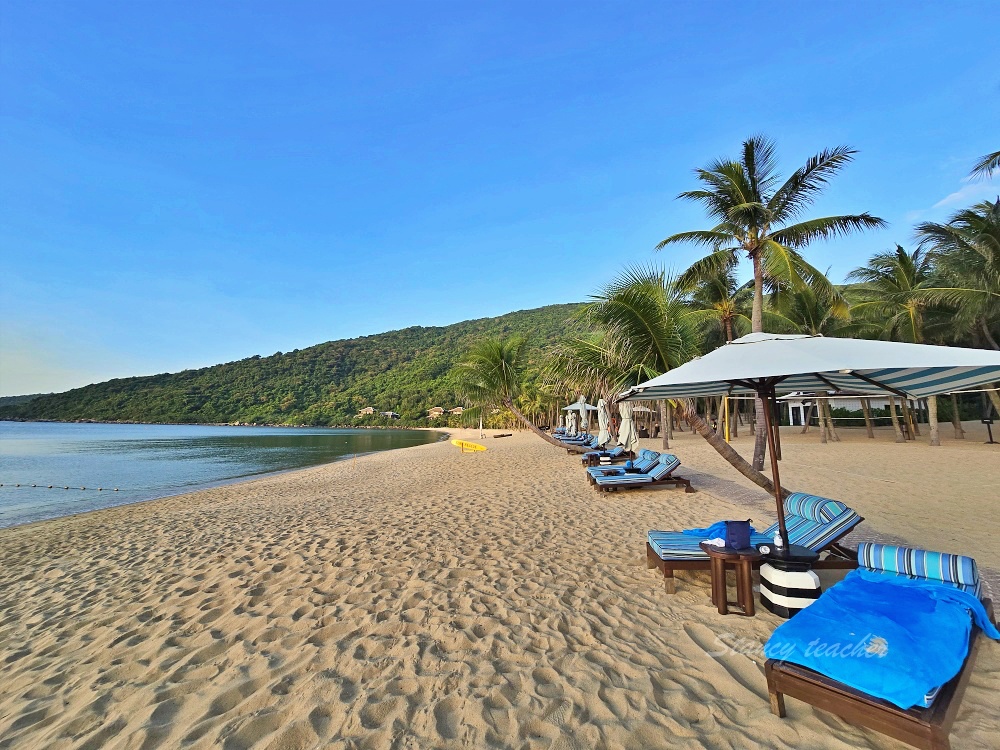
<box><xmin>699</xmin><ymin>542</ymin><xmax>762</xmax><ymax>616</ymax></box>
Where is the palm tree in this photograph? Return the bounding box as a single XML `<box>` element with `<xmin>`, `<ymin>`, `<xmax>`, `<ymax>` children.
<box><xmin>848</xmin><ymin>245</ymin><xmax>946</xmax><ymax>443</ymax></box>
<box><xmin>454</xmin><ymin>337</ymin><xmax>567</xmax><ymax>448</ymax></box>
<box><xmin>681</xmin><ymin>267</ymin><xmax>753</xmax><ymax>345</ymax></box>
<box><xmin>769</xmin><ymin>284</ymin><xmax>850</xmax><ymax>442</ymax></box>
<box><xmin>554</xmin><ymin>266</ymin><xmax>784</xmax><ymax>495</ymax></box>
<box><xmin>658</xmin><ymin>135</ymin><xmax>886</xmax><ymax>466</ymax></box>
<box><xmin>970</xmin><ymin>150</ymin><xmax>1000</xmax><ymax>179</ymax></box>
<box><xmin>916</xmin><ymin>199</ymin><xmax>1000</xmax><ymax>418</ymax></box>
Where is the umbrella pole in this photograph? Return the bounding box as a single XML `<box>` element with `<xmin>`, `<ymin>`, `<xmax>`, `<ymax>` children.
<box><xmin>759</xmin><ymin>387</ymin><xmax>789</xmax><ymax>542</ymax></box>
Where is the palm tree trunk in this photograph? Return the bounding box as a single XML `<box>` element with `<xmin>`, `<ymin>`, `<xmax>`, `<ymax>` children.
<box><xmin>861</xmin><ymin>398</ymin><xmax>875</xmax><ymax>438</ymax></box>
<box><xmin>687</xmin><ymin>411</ymin><xmax>786</xmax><ymax>497</ymax></box>
<box><xmin>987</xmin><ymin>386</ymin><xmax>1000</xmax><ymax>419</ymax></box>
<box><xmin>950</xmin><ymin>394</ymin><xmax>965</xmax><ymax>439</ymax></box>
<box><xmin>825</xmin><ymin>399</ymin><xmax>841</xmax><ymax>442</ymax></box>
<box><xmin>901</xmin><ymin>399</ymin><xmax>917</xmax><ymax>438</ymax></box>
<box><xmin>817</xmin><ymin>394</ymin><xmax>829</xmax><ymax>443</ymax></box>
<box><xmin>505</xmin><ymin>399</ymin><xmax>578</xmax><ymax>449</ymax></box>
<box><xmin>888</xmin><ymin>397</ymin><xmax>906</xmax><ymax>442</ymax></box>
<box><xmin>928</xmin><ymin>395</ymin><xmax>941</xmax><ymax>446</ymax></box>
<box><xmin>980</xmin><ymin>319</ymin><xmax>1000</xmax><ymax>350</ymax></box>
<box><xmin>667</xmin><ymin>401</ymin><xmax>674</xmax><ymax>440</ymax></box>
<box><xmin>801</xmin><ymin>402</ymin><xmax>815</xmax><ymax>433</ymax></box>
<box><xmin>659</xmin><ymin>399</ymin><xmax>669</xmax><ymax>450</ymax></box>
<box><xmin>906</xmin><ymin>401</ymin><xmax>920</xmax><ymax>437</ymax></box>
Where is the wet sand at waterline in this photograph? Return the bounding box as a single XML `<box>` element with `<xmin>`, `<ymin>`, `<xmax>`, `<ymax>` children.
<box><xmin>1</xmin><ymin>425</ymin><xmax>997</xmax><ymax>749</ymax></box>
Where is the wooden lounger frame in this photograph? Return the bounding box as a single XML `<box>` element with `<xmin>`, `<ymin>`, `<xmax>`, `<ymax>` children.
<box><xmin>764</xmin><ymin>599</ymin><xmax>994</xmax><ymax>750</ymax></box>
<box><xmin>595</xmin><ymin>474</ymin><xmax>695</xmax><ymax>494</ymax></box>
<box><xmin>645</xmin><ymin>525</ymin><xmax>861</xmax><ymax>594</ymax></box>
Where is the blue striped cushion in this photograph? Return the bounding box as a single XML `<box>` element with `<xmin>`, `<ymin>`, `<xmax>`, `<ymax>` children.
<box><xmin>857</xmin><ymin>543</ymin><xmax>982</xmax><ymax>598</ymax></box>
<box><xmin>648</xmin><ymin>531</ymin><xmax>775</xmax><ymax>559</ymax></box>
<box><xmin>648</xmin><ymin>454</ymin><xmax>681</xmax><ymax>480</ymax></box>
<box><xmin>784</xmin><ymin>492</ymin><xmax>850</xmax><ymax>523</ymax></box>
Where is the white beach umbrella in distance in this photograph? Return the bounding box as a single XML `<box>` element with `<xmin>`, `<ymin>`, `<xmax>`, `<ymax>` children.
<box><xmin>577</xmin><ymin>395</ymin><xmax>590</xmax><ymax>432</ymax></box>
<box><xmin>568</xmin><ymin>410</ymin><xmax>579</xmax><ymax>436</ymax></box>
<box><xmin>620</xmin><ymin>332</ymin><xmax>1000</xmax><ymax>542</ymax></box>
<box><xmin>597</xmin><ymin>398</ymin><xmax>611</xmax><ymax>446</ymax></box>
<box><xmin>617</xmin><ymin>401</ymin><xmax>638</xmax><ymax>453</ymax></box>
<box><xmin>558</xmin><ymin>414</ymin><xmax>565</xmax><ymax>429</ymax></box>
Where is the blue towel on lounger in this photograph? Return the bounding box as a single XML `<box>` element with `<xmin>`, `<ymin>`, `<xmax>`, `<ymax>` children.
<box><xmin>682</xmin><ymin>521</ymin><xmax>758</xmax><ymax>538</ymax></box>
<box><xmin>764</xmin><ymin>569</ymin><xmax>1000</xmax><ymax>709</ymax></box>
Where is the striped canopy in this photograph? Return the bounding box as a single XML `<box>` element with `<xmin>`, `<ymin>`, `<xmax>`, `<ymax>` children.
<box><xmin>620</xmin><ymin>332</ymin><xmax>1000</xmax><ymax>401</ymax></box>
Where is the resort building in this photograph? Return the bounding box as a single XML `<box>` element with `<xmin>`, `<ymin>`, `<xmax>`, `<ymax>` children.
<box><xmin>447</xmin><ymin>406</ymin><xmax>464</xmax><ymax>415</ymax></box>
<box><xmin>427</xmin><ymin>406</ymin><xmax>445</xmax><ymax>418</ymax></box>
<box><xmin>355</xmin><ymin>406</ymin><xmax>376</xmax><ymax>417</ymax></box>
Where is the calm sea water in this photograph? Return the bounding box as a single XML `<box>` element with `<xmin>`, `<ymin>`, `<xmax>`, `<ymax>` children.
<box><xmin>0</xmin><ymin>422</ymin><xmax>443</xmax><ymax>528</ymax></box>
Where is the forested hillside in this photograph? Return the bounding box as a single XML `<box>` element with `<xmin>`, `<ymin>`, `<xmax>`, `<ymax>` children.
<box><xmin>0</xmin><ymin>304</ymin><xmax>587</xmax><ymax>425</ymax></box>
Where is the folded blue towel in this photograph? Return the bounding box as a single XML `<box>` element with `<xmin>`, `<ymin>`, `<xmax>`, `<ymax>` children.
<box><xmin>764</xmin><ymin>569</ymin><xmax>1000</xmax><ymax>709</ymax></box>
<box><xmin>682</xmin><ymin>521</ymin><xmax>758</xmax><ymax>538</ymax></box>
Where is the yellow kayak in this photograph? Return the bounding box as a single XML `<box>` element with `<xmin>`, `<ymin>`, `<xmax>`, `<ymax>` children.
<box><xmin>451</xmin><ymin>439</ymin><xmax>487</xmax><ymax>453</ymax></box>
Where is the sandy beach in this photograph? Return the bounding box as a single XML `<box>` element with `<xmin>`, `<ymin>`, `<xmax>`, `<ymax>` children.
<box><xmin>1</xmin><ymin>425</ymin><xmax>997</xmax><ymax>749</ymax></box>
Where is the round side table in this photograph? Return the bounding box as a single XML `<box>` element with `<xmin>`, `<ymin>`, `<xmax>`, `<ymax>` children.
<box><xmin>699</xmin><ymin>542</ymin><xmax>761</xmax><ymax>616</ymax></box>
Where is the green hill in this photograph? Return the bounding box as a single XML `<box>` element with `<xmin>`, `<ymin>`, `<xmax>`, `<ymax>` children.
<box><xmin>0</xmin><ymin>304</ymin><xmax>586</xmax><ymax>425</ymax></box>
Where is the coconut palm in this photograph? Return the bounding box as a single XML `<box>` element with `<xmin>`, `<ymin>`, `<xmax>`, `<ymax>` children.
<box><xmin>970</xmin><ymin>150</ymin><xmax>1000</xmax><ymax>179</ymax></box>
<box><xmin>455</xmin><ymin>337</ymin><xmax>567</xmax><ymax>448</ymax></box>
<box><xmin>680</xmin><ymin>267</ymin><xmax>753</xmax><ymax>346</ymax></box>
<box><xmin>553</xmin><ymin>265</ymin><xmax>784</xmax><ymax>495</ymax></box>
<box><xmin>916</xmin><ymin>199</ymin><xmax>1000</xmax><ymax>417</ymax></box>
<box><xmin>657</xmin><ymin>135</ymin><xmax>886</xmax><ymax>466</ymax></box>
<box><xmin>847</xmin><ymin>245</ymin><xmax>943</xmax><ymax>343</ymax></box>
<box><xmin>848</xmin><ymin>245</ymin><xmax>946</xmax><ymax>443</ymax></box>
<box><xmin>769</xmin><ymin>284</ymin><xmax>851</xmax><ymax>442</ymax></box>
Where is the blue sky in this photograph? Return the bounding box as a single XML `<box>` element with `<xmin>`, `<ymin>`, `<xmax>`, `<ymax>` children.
<box><xmin>1</xmin><ymin>1</ymin><xmax>997</xmax><ymax>396</ymax></box>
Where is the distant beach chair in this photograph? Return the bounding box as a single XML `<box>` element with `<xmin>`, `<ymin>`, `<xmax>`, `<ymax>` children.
<box><xmin>592</xmin><ymin>453</ymin><xmax>693</xmax><ymax>493</ymax></box>
<box><xmin>646</xmin><ymin>493</ymin><xmax>862</xmax><ymax>593</ymax></box>
<box><xmin>585</xmin><ymin>449</ymin><xmax>660</xmax><ymax>482</ymax></box>
<box><xmin>765</xmin><ymin>543</ymin><xmax>997</xmax><ymax>750</ymax></box>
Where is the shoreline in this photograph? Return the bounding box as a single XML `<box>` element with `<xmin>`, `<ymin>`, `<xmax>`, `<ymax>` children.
<box><xmin>1</xmin><ymin>427</ymin><xmax>996</xmax><ymax>749</ymax></box>
<box><xmin>0</xmin><ymin>426</ymin><xmax>450</xmax><ymax>532</ymax></box>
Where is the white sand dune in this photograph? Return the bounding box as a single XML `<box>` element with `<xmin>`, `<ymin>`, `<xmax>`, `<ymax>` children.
<box><xmin>1</xmin><ymin>425</ymin><xmax>997</xmax><ymax>749</ymax></box>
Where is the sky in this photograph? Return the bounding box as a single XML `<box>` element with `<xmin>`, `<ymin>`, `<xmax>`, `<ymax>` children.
<box><xmin>1</xmin><ymin>1</ymin><xmax>998</xmax><ymax>396</ymax></box>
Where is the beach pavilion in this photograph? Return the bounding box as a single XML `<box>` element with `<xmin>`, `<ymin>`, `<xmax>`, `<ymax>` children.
<box><xmin>620</xmin><ymin>332</ymin><xmax>1000</xmax><ymax>543</ymax></box>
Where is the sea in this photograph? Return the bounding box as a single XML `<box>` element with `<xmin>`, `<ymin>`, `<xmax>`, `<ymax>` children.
<box><xmin>0</xmin><ymin>422</ymin><xmax>444</xmax><ymax>529</ymax></box>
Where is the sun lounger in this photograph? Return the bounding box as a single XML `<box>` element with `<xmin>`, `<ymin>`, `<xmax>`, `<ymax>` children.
<box><xmin>593</xmin><ymin>453</ymin><xmax>694</xmax><ymax>493</ymax></box>
<box><xmin>765</xmin><ymin>543</ymin><xmax>998</xmax><ymax>750</ymax></box>
<box><xmin>646</xmin><ymin>493</ymin><xmax>862</xmax><ymax>593</ymax></box>
<box><xmin>586</xmin><ymin>449</ymin><xmax>660</xmax><ymax>483</ymax></box>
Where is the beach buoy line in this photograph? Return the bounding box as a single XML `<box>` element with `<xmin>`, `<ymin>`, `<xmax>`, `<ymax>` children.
<box><xmin>0</xmin><ymin>483</ymin><xmax>120</xmax><ymax>491</ymax></box>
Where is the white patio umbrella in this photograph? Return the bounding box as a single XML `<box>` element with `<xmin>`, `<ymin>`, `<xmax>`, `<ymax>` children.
<box><xmin>568</xmin><ymin>411</ymin><xmax>579</xmax><ymax>436</ymax></box>
<box><xmin>617</xmin><ymin>401</ymin><xmax>638</xmax><ymax>454</ymax></box>
<box><xmin>576</xmin><ymin>395</ymin><xmax>590</xmax><ymax>432</ymax></box>
<box><xmin>596</xmin><ymin>399</ymin><xmax>611</xmax><ymax>446</ymax></box>
<box><xmin>558</xmin><ymin>414</ymin><xmax>565</xmax><ymax>429</ymax></box>
<box><xmin>620</xmin><ymin>332</ymin><xmax>1000</xmax><ymax>542</ymax></box>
